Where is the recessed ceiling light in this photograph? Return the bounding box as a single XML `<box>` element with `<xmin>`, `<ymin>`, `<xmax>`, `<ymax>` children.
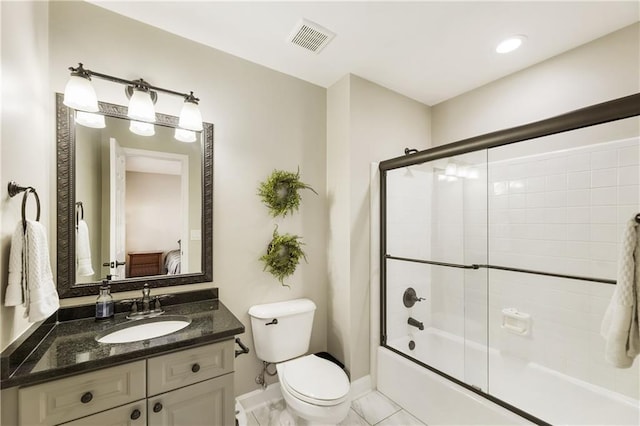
<box><xmin>496</xmin><ymin>35</ymin><xmax>527</xmax><ymax>54</ymax></box>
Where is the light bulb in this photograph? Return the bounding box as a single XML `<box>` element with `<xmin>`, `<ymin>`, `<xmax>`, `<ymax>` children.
<box><xmin>63</xmin><ymin>74</ymin><xmax>99</xmax><ymax>112</ymax></box>
<box><xmin>129</xmin><ymin>120</ymin><xmax>155</xmax><ymax>136</ymax></box>
<box><xmin>75</xmin><ymin>111</ymin><xmax>105</xmax><ymax>128</ymax></box>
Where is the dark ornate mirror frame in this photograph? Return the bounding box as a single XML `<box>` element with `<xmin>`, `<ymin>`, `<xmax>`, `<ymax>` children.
<box><xmin>56</xmin><ymin>93</ymin><xmax>213</xmax><ymax>298</ymax></box>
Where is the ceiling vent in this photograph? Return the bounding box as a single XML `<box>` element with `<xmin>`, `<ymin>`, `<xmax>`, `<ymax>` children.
<box><xmin>287</xmin><ymin>19</ymin><xmax>335</xmax><ymax>54</ymax></box>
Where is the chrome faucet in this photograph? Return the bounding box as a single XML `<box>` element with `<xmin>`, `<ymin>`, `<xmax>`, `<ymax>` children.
<box><xmin>124</xmin><ymin>284</ymin><xmax>166</xmax><ymax>319</ymax></box>
<box><xmin>408</xmin><ymin>317</ymin><xmax>424</xmax><ymax>331</ymax></box>
<box><xmin>141</xmin><ymin>284</ymin><xmax>151</xmax><ymax>313</ymax></box>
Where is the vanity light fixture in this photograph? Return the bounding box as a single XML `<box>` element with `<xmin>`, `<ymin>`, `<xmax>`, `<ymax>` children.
<box><xmin>63</xmin><ymin>63</ymin><xmax>203</xmax><ymax>140</ymax></box>
<box><xmin>496</xmin><ymin>35</ymin><xmax>526</xmax><ymax>54</ymax></box>
<box><xmin>126</xmin><ymin>80</ymin><xmax>157</xmax><ymax>123</ymax></box>
<box><xmin>179</xmin><ymin>92</ymin><xmax>203</xmax><ymax>132</ymax></box>
<box><xmin>63</xmin><ymin>64</ymin><xmax>99</xmax><ymax>112</ymax></box>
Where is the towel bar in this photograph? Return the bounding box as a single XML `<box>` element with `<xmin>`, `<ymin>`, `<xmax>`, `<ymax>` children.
<box><xmin>7</xmin><ymin>181</ymin><xmax>41</xmax><ymax>232</ymax></box>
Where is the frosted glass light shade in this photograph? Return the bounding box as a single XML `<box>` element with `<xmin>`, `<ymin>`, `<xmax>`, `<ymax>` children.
<box><xmin>175</xmin><ymin>128</ymin><xmax>197</xmax><ymax>143</ymax></box>
<box><xmin>127</xmin><ymin>89</ymin><xmax>156</xmax><ymax>122</ymax></box>
<box><xmin>129</xmin><ymin>120</ymin><xmax>155</xmax><ymax>136</ymax></box>
<box><xmin>75</xmin><ymin>111</ymin><xmax>106</xmax><ymax>128</ymax></box>
<box><xmin>179</xmin><ymin>101</ymin><xmax>203</xmax><ymax>131</ymax></box>
<box><xmin>63</xmin><ymin>75</ymin><xmax>99</xmax><ymax>112</ymax></box>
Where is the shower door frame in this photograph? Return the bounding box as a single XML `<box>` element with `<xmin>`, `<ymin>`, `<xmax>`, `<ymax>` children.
<box><xmin>378</xmin><ymin>93</ymin><xmax>640</xmax><ymax>425</ymax></box>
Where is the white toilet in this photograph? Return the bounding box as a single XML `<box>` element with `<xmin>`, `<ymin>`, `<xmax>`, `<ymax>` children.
<box><xmin>249</xmin><ymin>298</ymin><xmax>351</xmax><ymax>425</ymax></box>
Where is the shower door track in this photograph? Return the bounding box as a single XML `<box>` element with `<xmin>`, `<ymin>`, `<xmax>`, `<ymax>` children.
<box><xmin>385</xmin><ymin>255</ymin><xmax>616</xmax><ymax>285</ymax></box>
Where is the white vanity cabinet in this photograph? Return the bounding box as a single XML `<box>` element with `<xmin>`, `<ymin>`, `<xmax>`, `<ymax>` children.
<box><xmin>12</xmin><ymin>340</ymin><xmax>234</xmax><ymax>426</ymax></box>
<box><xmin>18</xmin><ymin>361</ymin><xmax>146</xmax><ymax>426</ymax></box>
<box><xmin>146</xmin><ymin>340</ymin><xmax>235</xmax><ymax>426</ymax></box>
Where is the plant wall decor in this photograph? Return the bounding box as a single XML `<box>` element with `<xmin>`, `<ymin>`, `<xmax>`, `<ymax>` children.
<box><xmin>258</xmin><ymin>168</ymin><xmax>317</xmax><ymax>217</ymax></box>
<box><xmin>260</xmin><ymin>226</ymin><xmax>307</xmax><ymax>288</ymax></box>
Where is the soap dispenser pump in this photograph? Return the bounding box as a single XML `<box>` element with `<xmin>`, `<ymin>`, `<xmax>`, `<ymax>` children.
<box><xmin>95</xmin><ymin>275</ymin><xmax>115</xmax><ymax>320</ymax></box>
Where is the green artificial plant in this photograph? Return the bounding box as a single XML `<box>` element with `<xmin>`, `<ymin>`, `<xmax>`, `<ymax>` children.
<box><xmin>258</xmin><ymin>168</ymin><xmax>317</xmax><ymax>217</ymax></box>
<box><xmin>260</xmin><ymin>226</ymin><xmax>307</xmax><ymax>287</ymax></box>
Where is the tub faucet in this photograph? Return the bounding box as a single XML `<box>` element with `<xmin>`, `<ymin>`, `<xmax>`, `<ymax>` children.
<box><xmin>408</xmin><ymin>317</ymin><xmax>424</xmax><ymax>331</ymax></box>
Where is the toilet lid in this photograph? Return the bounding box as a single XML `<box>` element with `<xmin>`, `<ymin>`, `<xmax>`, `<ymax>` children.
<box><xmin>279</xmin><ymin>355</ymin><xmax>350</xmax><ymax>405</ymax></box>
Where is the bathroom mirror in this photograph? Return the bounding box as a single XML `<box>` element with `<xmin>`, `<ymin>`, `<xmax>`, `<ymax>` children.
<box><xmin>56</xmin><ymin>93</ymin><xmax>213</xmax><ymax>298</ymax></box>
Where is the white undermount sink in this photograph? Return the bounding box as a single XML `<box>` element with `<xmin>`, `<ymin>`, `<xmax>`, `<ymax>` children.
<box><xmin>96</xmin><ymin>315</ymin><xmax>192</xmax><ymax>344</ymax></box>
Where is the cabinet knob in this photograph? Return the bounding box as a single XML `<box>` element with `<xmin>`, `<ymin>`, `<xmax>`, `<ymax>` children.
<box><xmin>130</xmin><ymin>409</ymin><xmax>141</xmax><ymax>420</ymax></box>
<box><xmin>191</xmin><ymin>363</ymin><xmax>200</xmax><ymax>373</ymax></box>
<box><xmin>80</xmin><ymin>392</ymin><xmax>93</xmax><ymax>404</ymax></box>
<box><xmin>153</xmin><ymin>402</ymin><xmax>163</xmax><ymax>413</ymax></box>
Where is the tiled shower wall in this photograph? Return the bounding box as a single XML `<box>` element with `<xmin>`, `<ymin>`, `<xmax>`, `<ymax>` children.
<box><xmin>385</xmin><ymin>169</ymin><xmax>432</xmax><ymax>342</ymax></box>
<box><xmin>486</xmin><ymin>136</ymin><xmax>640</xmax><ymax>400</ymax></box>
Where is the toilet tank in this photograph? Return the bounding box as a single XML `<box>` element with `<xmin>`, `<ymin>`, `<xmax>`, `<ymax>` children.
<box><xmin>248</xmin><ymin>298</ymin><xmax>316</xmax><ymax>363</ymax></box>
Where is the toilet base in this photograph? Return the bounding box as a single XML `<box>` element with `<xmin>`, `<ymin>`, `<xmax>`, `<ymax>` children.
<box><xmin>281</xmin><ymin>385</ymin><xmax>351</xmax><ymax>425</ymax></box>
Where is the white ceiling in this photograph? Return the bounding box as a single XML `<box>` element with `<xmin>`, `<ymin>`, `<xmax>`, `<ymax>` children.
<box><xmin>89</xmin><ymin>1</ymin><xmax>639</xmax><ymax>106</ymax></box>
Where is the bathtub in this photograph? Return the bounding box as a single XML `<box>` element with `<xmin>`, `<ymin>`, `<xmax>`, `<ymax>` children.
<box><xmin>377</xmin><ymin>329</ymin><xmax>640</xmax><ymax>425</ymax></box>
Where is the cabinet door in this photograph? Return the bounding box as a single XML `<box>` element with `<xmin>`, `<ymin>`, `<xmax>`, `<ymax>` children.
<box><xmin>19</xmin><ymin>360</ymin><xmax>146</xmax><ymax>426</ymax></box>
<box><xmin>147</xmin><ymin>373</ymin><xmax>234</xmax><ymax>426</ymax></box>
<box><xmin>58</xmin><ymin>401</ymin><xmax>146</xmax><ymax>426</ymax></box>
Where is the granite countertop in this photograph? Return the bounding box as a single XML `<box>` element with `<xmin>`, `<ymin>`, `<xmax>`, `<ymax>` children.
<box><xmin>0</xmin><ymin>292</ymin><xmax>245</xmax><ymax>389</ymax></box>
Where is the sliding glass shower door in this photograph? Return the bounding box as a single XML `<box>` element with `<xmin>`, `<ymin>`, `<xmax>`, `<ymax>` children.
<box><xmin>383</xmin><ymin>150</ymin><xmax>488</xmax><ymax>391</ymax></box>
<box><xmin>380</xmin><ymin>97</ymin><xmax>640</xmax><ymax>425</ymax></box>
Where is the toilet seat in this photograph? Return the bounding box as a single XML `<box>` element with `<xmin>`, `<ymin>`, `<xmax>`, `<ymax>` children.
<box><xmin>278</xmin><ymin>355</ymin><xmax>350</xmax><ymax>407</ymax></box>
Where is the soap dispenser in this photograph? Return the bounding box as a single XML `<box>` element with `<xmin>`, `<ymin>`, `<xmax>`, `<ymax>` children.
<box><xmin>95</xmin><ymin>275</ymin><xmax>115</xmax><ymax>320</ymax></box>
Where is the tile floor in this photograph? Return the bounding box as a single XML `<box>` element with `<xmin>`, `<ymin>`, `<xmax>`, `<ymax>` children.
<box><xmin>245</xmin><ymin>390</ymin><xmax>426</xmax><ymax>426</ymax></box>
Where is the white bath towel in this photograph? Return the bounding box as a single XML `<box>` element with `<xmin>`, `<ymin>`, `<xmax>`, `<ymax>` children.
<box><xmin>5</xmin><ymin>224</ymin><xmax>26</xmax><ymax>306</ymax></box>
<box><xmin>76</xmin><ymin>219</ymin><xmax>95</xmax><ymax>276</ymax></box>
<box><xmin>601</xmin><ymin>217</ymin><xmax>640</xmax><ymax>368</ymax></box>
<box><xmin>3</xmin><ymin>221</ymin><xmax>59</xmax><ymax>322</ymax></box>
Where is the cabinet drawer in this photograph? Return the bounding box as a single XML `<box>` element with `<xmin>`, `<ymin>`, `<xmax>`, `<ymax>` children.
<box><xmin>19</xmin><ymin>360</ymin><xmax>146</xmax><ymax>426</ymax></box>
<box><xmin>59</xmin><ymin>400</ymin><xmax>146</xmax><ymax>426</ymax></box>
<box><xmin>147</xmin><ymin>341</ymin><xmax>233</xmax><ymax>396</ymax></box>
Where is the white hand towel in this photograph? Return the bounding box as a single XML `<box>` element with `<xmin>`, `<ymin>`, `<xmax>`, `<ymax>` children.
<box><xmin>24</xmin><ymin>220</ymin><xmax>59</xmax><ymax>322</ymax></box>
<box><xmin>4</xmin><ymin>224</ymin><xmax>25</xmax><ymax>306</ymax></box>
<box><xmin>601</xmin><ymin>218</ymin><xmax>640</xmax><ymax>368</ymax></box>
<box><xmin>76</xmin><ymin>219</ymin><xmax>95</xmax><ymax>276</ymax></box>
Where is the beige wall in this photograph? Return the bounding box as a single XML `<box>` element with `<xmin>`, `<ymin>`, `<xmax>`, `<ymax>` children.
<box><xmin>327</xmin><ymin>75</ymin><xmax>431</xmax><ymax>380</ymax></box>
<box><xmin>0</xmin><ymin>1</ymin><xmax>330</xmax><ymax>397</ymax></box>
<box><xmin>0</xmin><ymin>1</ymin><xmax>50</xmax><ymax>352</ymax></box>
<box><xmin>125</xmin><ymin>171</ymin><xmax>181</xmax><ymax>255</ymax></box>
<box><xmin>326</xmin><ymin>76</ymin><xmax>352</xmax><ymax>371</ymax></box>
<box><xmin>432</xmin><ymin>23</ymin><xmax>640</xmax><ymax>146</ymax></box>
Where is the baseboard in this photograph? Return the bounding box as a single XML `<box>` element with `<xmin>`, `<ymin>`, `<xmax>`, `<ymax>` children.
<box><xmin>350</xmin><ymin>375</ymin><xmax>373</xmax><ymax>400</ymax></box>
<box><xmin>236</xmin><ymin>383</ymin><xmax>283</xmax><ymax>412</ymax></box>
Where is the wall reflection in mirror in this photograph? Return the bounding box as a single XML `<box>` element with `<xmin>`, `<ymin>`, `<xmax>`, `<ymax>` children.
<box><xmin>75</xmin><ymin>116</ymin><xmax>202</xmax><ymax>284</ymax></box>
